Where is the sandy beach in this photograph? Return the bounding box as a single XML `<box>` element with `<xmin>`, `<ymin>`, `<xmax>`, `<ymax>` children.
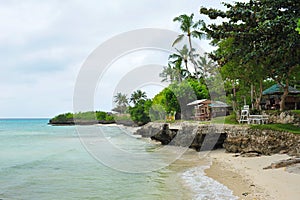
<box><xmin>205</xmin><ymin>149</ymin><xmax>300</xmax><ymax>200</ymax></box>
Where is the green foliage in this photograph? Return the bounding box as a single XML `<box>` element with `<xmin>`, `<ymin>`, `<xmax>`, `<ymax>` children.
<box><xmin>50</xmin><ymin>111</ymin><xmax>114</xmax><ymax>123</ymax></box>
<box><xmin>75</xmin><ymin>111</ymin><xmax>96</xmax><ymax>120</ymax></box>
<box><xmin>291</xmin><ymin>110</ymin><xmax>300</xmax><ymax>116</ymax></box>
<box><xmin>113</xmin><ymin>114</ymin><xmax>131</xmax><ymax>121</ymax></box>
<box><xmin>51</xmin><ymin>112</ymin><xmax>74</xmax><ymax>123</ymax></box>
<box><xmin>95</xmin><ymin>111</ymin><xmax>114</xmax><ymax>121</ymax></box>
<box><xmin>200</xmin><ymin>0</ymin><xmax>300</xmax><ymax>111</ymax></box>
<box><xmin>251</xmin><ymin>124</ymin><xmax>300</xmax><ymax>134</ymax></box>
<box><xmin>130</xmin><ymin>90</ymin><xmax>147</xmax><ymax>104</ymax></box>
<box><xmin>113</xmin><ymin>92</ymin><xmax>129</xmax><ymax>114</ymax></box>
<box><xmin>211</xmin><ymin>113</ymin><xmax>238</xmax><ymax>124</ymax></box>
<box><xmin>149</xmin><ymin>104</ymin><xmax>166</xmax><ymax>121</ymax></box>
<box><xmin>296</xmin><ymin>19</ymin><xmax>300</xmax><ymax>34</ymax></box>
<box><xmin>152</xmin><ymin>79</ymin><xmax>209</xmax><ymax>119</ymax></box>
<box><xmin>129</xmin><ymin>99</ymin><xmax>152</xmax><ymax>125</ymax></box>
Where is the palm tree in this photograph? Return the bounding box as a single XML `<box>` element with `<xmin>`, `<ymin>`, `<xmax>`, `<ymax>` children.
<box><xmin>130</xmin><ymin>90</ymin><xmax>147</xmax><ymax>105</ymax></box>
<box><xmin>169</xmin><ymin>45</ymin><xmax>189</xmax><ymax>71</ymax></box>
<box><xmin>196</xmin><ymin>54</ymin><xmax>217</xmax><ymax>79</ymax></box>
<box><xmin>113</xmin><ymin>92</ymin><xmax>128</xmax><ymax>113</ymax></box>
<box><xmin>160</xmin><ymin>63</ymin><xmax>188</xmax><ymax>83</ymax></box>
<box><xmin>173</xmin><ymin>13</ymin><xmax>206</xmax><ymax>80</ymax></box>
<box><xmin>160</xmin><ymin>64</ymin><xmax>176</xmax><ymax>83</ymax></box>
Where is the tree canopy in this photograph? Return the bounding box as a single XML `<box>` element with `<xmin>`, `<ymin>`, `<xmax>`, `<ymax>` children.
<box><xmin>200</xmin><ymin>0</ymin><xmax>300</xmax><ymax>111</ymax></box>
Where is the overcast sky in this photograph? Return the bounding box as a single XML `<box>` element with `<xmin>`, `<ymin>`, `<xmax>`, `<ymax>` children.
<box><xmin>0</xmin><ymin>0</ymin><xmax>239</xmax><ymax>118</ymax></box>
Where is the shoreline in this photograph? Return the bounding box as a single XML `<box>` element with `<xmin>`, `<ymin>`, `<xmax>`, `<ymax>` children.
<box><xmin>204</xmin><ymin>149</ymin><xmax>300</xmax><ymax>200</ymax></box>
<box><xmin>112</xmin><ymin>122</ymin><xmax>300</xmax><ymax>200</ymax></box>
<box><xmin>49</xmin><ymin>122</ymin><xmax>300</xmax><ymax>199</ymax></box>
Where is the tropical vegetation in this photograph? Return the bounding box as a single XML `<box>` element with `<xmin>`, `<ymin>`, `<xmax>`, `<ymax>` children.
<box><xmin>50</xmin><ymin>111</ymin><xmax>114</xmax><ymax>124</ymax></box>
<box><xmin>200</xmin><ymin>0</ymin><xmax>300</xmax><ymax>111</ymax></box>
<box><xmin>52</xmin><ymin>0</ymin><xmax>299</xmax><ymax>127</ymax></box>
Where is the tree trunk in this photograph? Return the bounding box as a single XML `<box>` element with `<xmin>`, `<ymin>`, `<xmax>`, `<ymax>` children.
<box><xmin>254</xmin><ymin>80</ymin><xmax>263</xmax><ymax>110</ymax></box>
<box><xmin>187</xmin><ymin>34</ymin><xmax>200</xmax><ymax>81</ymax></box>
<box><xmin>280</xmin><ymin>83</ymin><xmax>289</xmax><ymax>111</ymax></box>
<box><xmin>251</xmin><ymin>84</ymin><xmax>254</xmax><ymax>108</ymax></box>
<box><xmin>232</xmin><ymin>80</ymin><xmax>237</xmax><ymax>114</ymax></box>
<box><xmin>184</xmin><ymin>59</ymin><xmax>188</xmax><ymax>72</ymax></box>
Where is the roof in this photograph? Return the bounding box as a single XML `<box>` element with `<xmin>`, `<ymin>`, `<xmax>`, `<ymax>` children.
<box><xmin>187</xmin><ymin>99</ymin><xmax>210</xmax><ymax>106</ymax></box>
<box><xmin>209</xmin><ymin>101</ymin><xmax>230</xmax><ymax>108</ymax></box>
<box><xmin>262</xmin><ymin>84</ymin><xmax>300</xmax><ymax>95</ymax></box>
<box><xmin>187</xmin><ymin>99</ymin><xmax>229</xmax><ymax>107</ymax></box>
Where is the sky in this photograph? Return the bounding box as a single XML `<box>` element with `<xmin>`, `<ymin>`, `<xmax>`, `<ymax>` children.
<box><xmin>0</xmin><ymin>0</ymin><xmax>238</xmax><ymax>118</ymax></box>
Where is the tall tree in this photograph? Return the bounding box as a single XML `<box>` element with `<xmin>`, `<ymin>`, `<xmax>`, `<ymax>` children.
<box><xmin>113</xmin><ymin>92</ymin><xmax>129</xmax><ymax>113</ymax></box>
<box><xmin>200</xmin><ymin>0</ymin><xmax>300</xmax><ymax>111</ymax></box>
<box><xmin>130</xmin><ymin>90</ymin><xmax>147</xmax><ymax>105</ymax></box>
<box><xmin>173</xmin><ymin>13</ymin><xmax>206</xmax><ymax>80</ymax></box>
<box><xmin>169</xmin><ymin>45</ymin><xmax>189</xmax><ymax>71</ymax></box>
<box><xmin>160</xmin><ymin>63</ymin><xmax>188</xmax><ymax>83</ymax></box>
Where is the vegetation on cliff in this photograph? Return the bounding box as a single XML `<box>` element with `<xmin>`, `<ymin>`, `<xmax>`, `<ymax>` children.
<box><xmin>49</xmin><ymin>111</ymin><xmax>114</xmax><ymax>125</ymax></box>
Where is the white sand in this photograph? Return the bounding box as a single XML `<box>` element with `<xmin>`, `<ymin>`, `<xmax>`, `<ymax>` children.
<box><xmin>205</xmin><ymin>149</ymin><xmax>300</xmax><ymax>200</ymax></box>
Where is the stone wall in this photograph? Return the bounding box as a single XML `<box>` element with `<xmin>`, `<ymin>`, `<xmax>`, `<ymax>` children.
<box><xmin>268</xmin><ymin>111</ymin><xmax>300</xmax><ymax>126</ymax></box>
<box><xmin>224</xmin><ymin>126</ymin><xmax>300</xmax><ymax>156</ymax></box>
<box><xmin>135</xmin><ymin>122</ymin><xmax>300</xmax><ymax>156</ymax></box>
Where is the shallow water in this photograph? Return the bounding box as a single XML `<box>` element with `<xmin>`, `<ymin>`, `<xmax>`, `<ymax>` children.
<box><xmin>0</xmin><ymin>119</ymin><xmax>237</xmax><ymax>200</ymax></box>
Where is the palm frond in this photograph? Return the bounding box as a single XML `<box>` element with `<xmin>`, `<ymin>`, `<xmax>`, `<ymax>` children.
<box><xmin>172</xmin><ymin>34</ymin><xmax>184</xmax><ymax>47</ymax></box>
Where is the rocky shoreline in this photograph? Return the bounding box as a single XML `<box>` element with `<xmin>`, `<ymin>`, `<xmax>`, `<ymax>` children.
<box><xmin>48</xmin><ymin>119</ymin><xmax>136</xmax><ymax>126</ymax></box>
<box><xmin>134</xmin><ymin>122</ymin><xmax>300</xmax><ymax>156</ymax></box>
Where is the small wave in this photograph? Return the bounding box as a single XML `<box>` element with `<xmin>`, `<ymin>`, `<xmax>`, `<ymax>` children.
<box><xmin>182</xmin><ymin>166</ymin><xmax>238</xmax><ymax>200</ymax></box>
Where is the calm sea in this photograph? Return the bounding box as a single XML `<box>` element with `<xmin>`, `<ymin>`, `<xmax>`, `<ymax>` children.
<box><xmin>0</xmin><ymin>119</ymin><xmax>237</xmax><ymax>200</ymax></box>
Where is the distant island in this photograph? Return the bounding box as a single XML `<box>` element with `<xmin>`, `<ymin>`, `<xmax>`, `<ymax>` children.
<box><xmin>49</xmin><ymin>111</ymin><xmax>115</xmax><ymax>125</ymax></box>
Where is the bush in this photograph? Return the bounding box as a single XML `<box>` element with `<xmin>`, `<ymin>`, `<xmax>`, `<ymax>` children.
<box><xmin>129</xmin><ymin>99</ymin><xmax>152</xmax><ymax>125</ymax></box>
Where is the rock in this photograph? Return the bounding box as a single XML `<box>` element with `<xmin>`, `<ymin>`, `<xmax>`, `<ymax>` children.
<box><xmin>263</xmin><ymin>158</ymin><xmax>300</xmax><ymax>169</ymax></box>
<box><xmin>134</xmin><ymin>122</ymin><xmax>164</xmax><ymax>138</ymax></box>
<box><xmin>150</xmin><ymin>124</ymin><xmax>177</xmax><ymax>145</ymax></box>
<box><xmin>241</xmin><ymin>152</ymin><xmax>261</xmax><ymax>157</ymax></box>
<box><xmin>134</xmin><ymin>122</ymin><xmax>300</xmax><ymax>156</ymax></box>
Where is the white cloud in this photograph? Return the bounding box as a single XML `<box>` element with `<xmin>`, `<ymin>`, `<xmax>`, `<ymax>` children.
<box><xmin>0</xmin><ymin>1</ymin><xmax>61</xmax><ymax>46</ymax></box>
<box><xmin>0</xmin><ymin>0</ymin><xmax>235</xmax><ymax>117</ymax></box>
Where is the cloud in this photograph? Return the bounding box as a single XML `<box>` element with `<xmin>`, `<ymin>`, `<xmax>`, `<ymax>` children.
<box><xmin>0</xmin><ymin>0</ymin><xmax>234</xmax><ymax>117</ymax></box>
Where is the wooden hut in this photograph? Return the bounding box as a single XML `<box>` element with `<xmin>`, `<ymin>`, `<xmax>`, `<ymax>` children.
<box><xmin>262</xmin><ymin>84</ymin><xmax>300</xmax><ymax>110</ymax></box>
<box><xmin>187</xmin><ymin>99</ymin><xmax>229</xmax><ymax>120</ymax></box>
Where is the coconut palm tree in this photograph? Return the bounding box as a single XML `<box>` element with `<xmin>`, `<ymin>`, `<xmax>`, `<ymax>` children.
<box><xmin>113</xmin><ymin>92</ymin><xmax>129</xmax><ymax>113</ymax></box>
<box><xmin>196</xmin><ymin>54</ymin><xmax>217</xmax><ymax>79</ymax></box>
<box><xmin>160</xmin><ymin>64</ymin><xmax>176</xmax><ymax>83</ymax></box>
<box><xmin>172</xmin><ymin>13</ymin><xmax>206</xmax><ymax>50</ymax></box>
<box><xmin>130</xmin><ymin>90</ymin><xmax>147</xmax><ymax>105</ymax></box>
<box><xmin>172</xmin><ymin>13</ymin><xmax>206</xmax><ymax>80</ymax></box>
<box><xmin>160</xmin><ymin>63</ymin><xmax>188</xmax><ymax>83</ymax></box>
<box><xmin>169</xmin><ymin>45</ymin><xmax>189</xmax><ymax>72</ymax></box>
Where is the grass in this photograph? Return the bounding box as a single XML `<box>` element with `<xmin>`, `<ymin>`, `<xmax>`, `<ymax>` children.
<box><xmin>291</xmin><ymin>110</ymin><xmax>300</xmax><ymax>116</ymax></box>
<box><xmin>113</xmin><ymin>114</ymin><xmax>131</xmax><ymax>121</ymax></box>
<box><xmin>251</xmin><ymin>123</ymin><xmax>300</xmax><ymax>134</ymax></box>
<box><xmin>211</xmin><ymin>114</ymin><xmax>239</xmax><ymax>125</ymax></box>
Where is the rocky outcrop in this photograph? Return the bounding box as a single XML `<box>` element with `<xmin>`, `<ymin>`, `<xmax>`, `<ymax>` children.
<box><xmin>115</xmin><ymin>120</ymin><xmax>136</xmax><ymax>127</ymax></box>
<box><xmin>136</xmin><ymin>122</ymin><xmax>227</xmax><ymax>151</ymax></box>
<box><xmin>224</xmin><ymin>126</ymin><xmax>300</xmax><ymax>156</ymax></box>
<box><xmin>268</xmin><ymin>111</ymin><xmax>300</xmax><ymax>126</ymax></box>
<box><xmin>135</xmin><ymin>123</ymin><xmax>300</xmax><ymax>155</ymax></box>
<box><xmin>135</xmin><ymin>122</ymin><xmax>166</xmax><ymax>138</ymax></box>
<box><xmin>151</xmin><ymin>124</ymin><xmax>178</xmax><ymax>145</ymax></box>
<box><xmin>49</xmin><ymin>119</ymin><xmax>115</xmax><ymax>125</ymax></box>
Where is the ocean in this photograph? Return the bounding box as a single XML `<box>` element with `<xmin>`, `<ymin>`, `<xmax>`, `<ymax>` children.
<box><xmin>0</xmin><ymin>119</ymin><xmax>237</xmax><ymax>200</ymax></box>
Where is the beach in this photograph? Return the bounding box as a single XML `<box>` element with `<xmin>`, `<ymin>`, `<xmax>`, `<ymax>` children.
<box><xmin>204</xmin><ymin>149</ymin><xmax>300</xmax><ymax>200</ymax></box>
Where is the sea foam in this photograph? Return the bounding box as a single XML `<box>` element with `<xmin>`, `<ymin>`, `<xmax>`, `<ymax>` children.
<box><xmin>182</xmin><ymin>166</ymin><xmax>238</xmax><ymax>200</ymax></box>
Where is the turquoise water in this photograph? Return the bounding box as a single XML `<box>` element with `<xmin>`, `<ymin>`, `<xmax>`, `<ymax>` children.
<box><xmin>0</xmin><ymin>119</ymin><xmax>188</xmax><ymax>200</ymax></box>
<box><xmin>0</xmin><ymin>119</ymin><xmax>238</xmax><ymax>200</ymax></box>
